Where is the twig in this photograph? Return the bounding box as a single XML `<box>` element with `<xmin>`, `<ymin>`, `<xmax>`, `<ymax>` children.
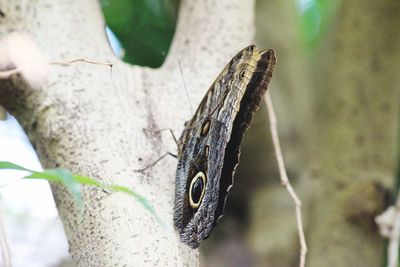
<box><xmin>264</xmin><ymin>91</ymin><xmax>307</xmax><ymax>267</ymax></box>
<box><xmin>0</xmin><ymin>202</ymin><xmax>11</xmax><ymax>267</ymax></box>
<box><xmin>387</xmin><ymin>193</ymin><xmax>400</xmax><ymax>267</ymax></box>
<box><xmin>0</xmin><ymin>58</ymin><xmax>112</xmax><ymax>79</ymax></box>
<box><xmin>49</xmin><ymin>58</ymin><xmax>113</xmax><ymax>68</ymax></box>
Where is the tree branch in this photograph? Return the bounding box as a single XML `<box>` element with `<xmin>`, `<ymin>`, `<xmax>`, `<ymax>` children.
<box><xmin>0</xmin><ymin>0</ymin><xmax>258</xmax><ymax>265</ymax></box>
<box><xmin>265</xmin><ymin>92</ymin><xmax>307</xmax><ymax>267</ymax></box>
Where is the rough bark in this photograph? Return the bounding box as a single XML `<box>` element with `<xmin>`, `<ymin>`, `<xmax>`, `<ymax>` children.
<box><xmin>308</xmin><ymin>1</ymin><xmax>400</xmax><ymax>266</ymax></box>
<box><xmin>0</xmin><ymin>0</ymin><xmax>256</xmax><ymax>266</ymax></box>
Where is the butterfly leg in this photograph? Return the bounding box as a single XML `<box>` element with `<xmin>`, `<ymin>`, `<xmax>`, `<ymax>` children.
<box><xmin>134</xmin><ymin>128</ymin><xmax>179</xmax><ymax>172</ymax></box>
<box><xmin>133</xmin><ymin>152</ymin><xmax>177</xmax><ymax>172</ymax></box>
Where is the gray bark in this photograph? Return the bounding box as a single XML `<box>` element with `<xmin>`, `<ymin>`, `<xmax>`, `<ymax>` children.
<box><xmin>0</xmin><ymin>0</ymin><xmax>256</xmax><ymax>265</ymax></box>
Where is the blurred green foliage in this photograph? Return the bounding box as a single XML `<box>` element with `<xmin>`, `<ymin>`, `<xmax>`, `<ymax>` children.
<box><xmin>101</xmin><ymin>0</ymin><xmax>338</xmax><ymax>64</ymax></box>
<box><xmin>297</xmin><ymin>0</ymin><xmax>339</xmax><ymax>50</ymax></box>
<box><xmin>101</xmin><ymin>0</ymin><xmax>179</xmax><ymax>67</ymax></box>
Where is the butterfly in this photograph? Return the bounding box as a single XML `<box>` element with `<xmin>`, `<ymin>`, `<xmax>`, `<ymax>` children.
<box><xmin>174</xmin><ymin>45</ymin><xmax>277</xmax><ymax>248</ymax></box>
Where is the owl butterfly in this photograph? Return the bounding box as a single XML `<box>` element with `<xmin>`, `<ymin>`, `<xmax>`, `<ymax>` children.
<box><xmin>174</xmin><ymin>45</ymin><xmax>277</xmax><ymax>248</ymax></box>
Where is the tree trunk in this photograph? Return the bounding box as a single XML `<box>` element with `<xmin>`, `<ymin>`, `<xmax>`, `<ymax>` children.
<box><xmin>308</xmin><ymin>1</ymin><xmax>400</xmax><ymax>266</ymax></box>
<box><xmin>0</xmin><ymin>0</ymin><xmax>256</xmax><ymax>265</ymax></box>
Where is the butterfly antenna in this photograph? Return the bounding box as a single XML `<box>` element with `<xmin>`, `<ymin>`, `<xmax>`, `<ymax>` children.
<box><xmin>178</xmin><ymin>60</ymin><xmax>194</xmax><ymax>116</ymax></box>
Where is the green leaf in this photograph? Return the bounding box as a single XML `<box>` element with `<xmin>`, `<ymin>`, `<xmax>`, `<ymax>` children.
<box><xmin>0</xmin><ymin>161</ymin><xmax>32</xmax><ymax>172</ymax></box>
<box><xmin>0</xmin><ymin>161</ymin><xmax>162</xmax><ymax>224</ymax></box>
<box><xmin>108</xmin><ymin>184</ymin><xmax>163</xmax><ymax>226</ymax></box>
<box><xmin>101</xmin><ymin>0</ymin><xmax>179</xmax><ymax>67</ymax></box>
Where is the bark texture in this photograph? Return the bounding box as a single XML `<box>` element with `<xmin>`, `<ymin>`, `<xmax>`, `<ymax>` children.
<box><xmin>0</xmin><ymin>0</ymin><xmax>256</xmax><ymax>266</ymax></box>
<box><xmin>308</xmin><ymin>1</ymin><xmax>400</xmax><ymax>266</ymax></box>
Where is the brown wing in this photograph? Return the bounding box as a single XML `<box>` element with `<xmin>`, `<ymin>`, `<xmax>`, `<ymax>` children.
<box><xmin>174</xmin><ymin>45</ymin><xmax>277</xmax><ymax>248</ymax></box>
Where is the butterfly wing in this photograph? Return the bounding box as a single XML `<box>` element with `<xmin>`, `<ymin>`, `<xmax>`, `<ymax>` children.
<box><xmin>174</xmin><ymin>46</ymin><xmax>277</xmax><ymax>248</ymax></box>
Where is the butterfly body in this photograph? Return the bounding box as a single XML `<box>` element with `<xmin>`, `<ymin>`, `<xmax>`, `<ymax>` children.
<box><xmin>174</xmin><ymin>45</ymin><xmax>277</xmax><ymax>248</ymax></box>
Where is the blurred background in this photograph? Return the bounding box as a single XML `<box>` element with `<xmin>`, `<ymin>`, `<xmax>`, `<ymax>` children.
<box><xmin>1</xmin><ymin>0</ymin><xmax>399</xmax><ymax>266</ymax></box>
